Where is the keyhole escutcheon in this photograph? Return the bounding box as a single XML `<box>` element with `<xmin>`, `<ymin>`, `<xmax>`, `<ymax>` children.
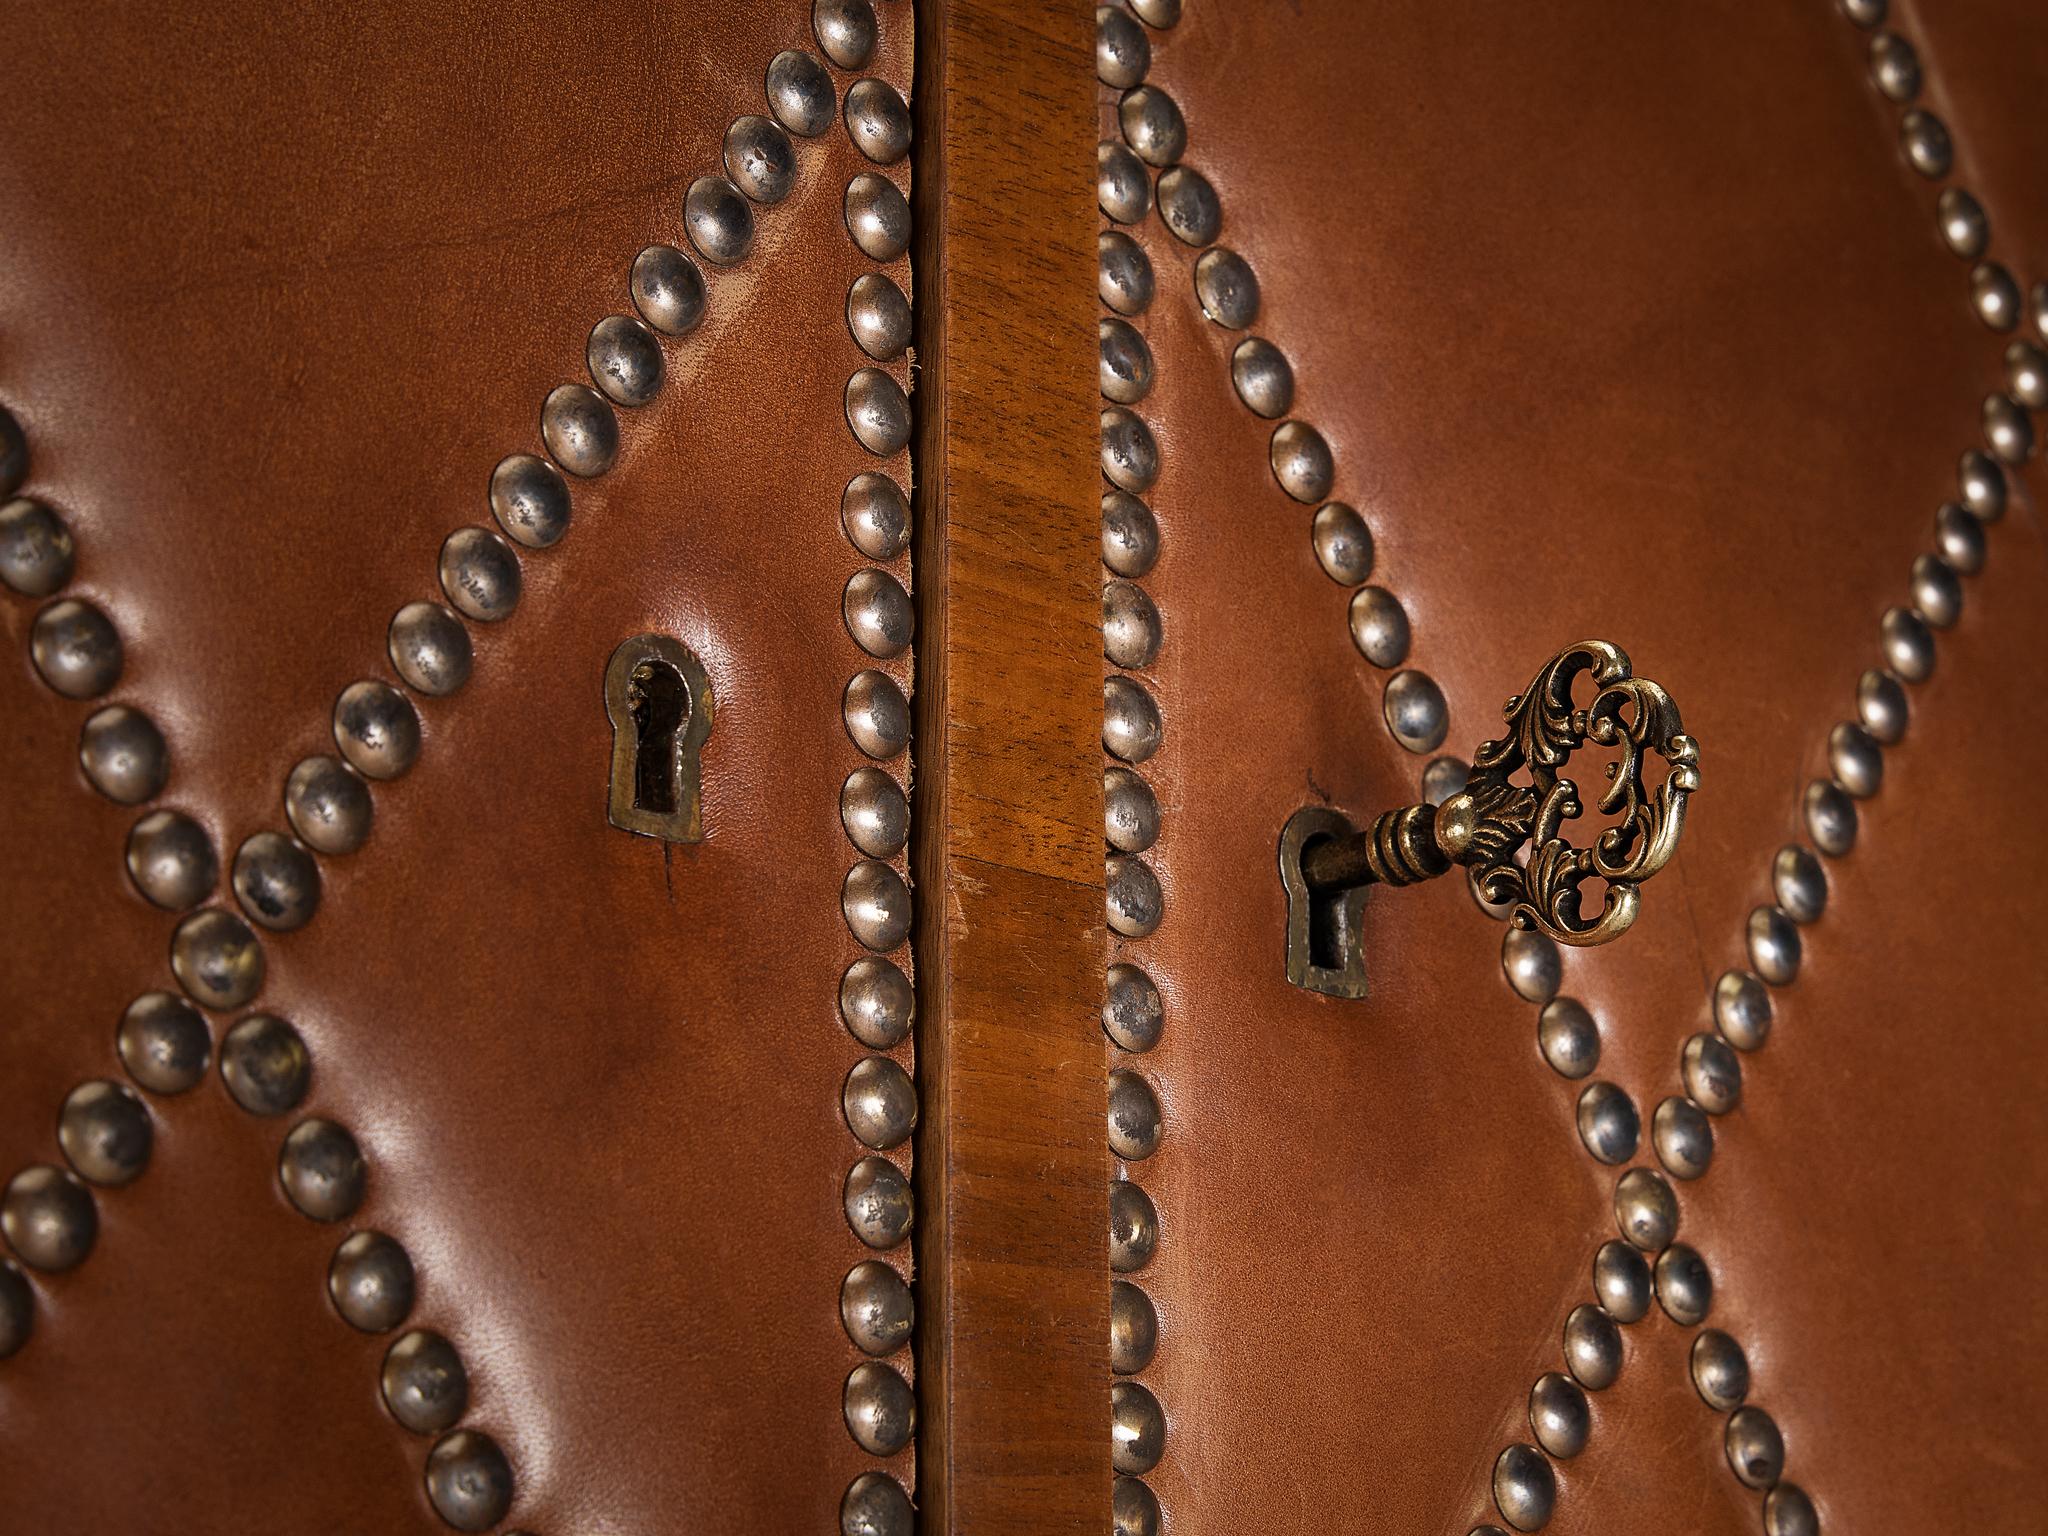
<box><xmin>604</xmin><ymin>633</ymin><xmax>715</xmax><ymax>842</ymax></box>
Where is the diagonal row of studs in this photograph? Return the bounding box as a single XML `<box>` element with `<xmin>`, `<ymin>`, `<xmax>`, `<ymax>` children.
<box><xmin>1467</xmin><ymin>3</ymin><xmax>2043</xmax><ymax>1532</ymax></box>
<box><xmin>1095</xmin><ymin>0</ymin><xmax>1470</xmax><ymax>1530</ymax></box>
<box><xmin>0</xmin><ymin>5</ymin><xmax>916</xmax><ymax>1534</ymax></box>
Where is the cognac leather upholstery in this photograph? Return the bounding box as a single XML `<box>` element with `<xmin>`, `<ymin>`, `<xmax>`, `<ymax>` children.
<box><xmin>0</xmin><ymin>3</ymin><xmax>914</xmax><ymax>1531</ymax></box>
<box><xmin>1107</xmin><ymin>2</ymin><xmax>2048</xmax><ymax>1533</ymax></box>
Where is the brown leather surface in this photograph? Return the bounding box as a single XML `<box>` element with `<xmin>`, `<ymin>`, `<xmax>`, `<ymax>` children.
<box><xmin>1113</xmin><ymin>2</ymin><xmax>2048</xmax><ymax>1533</ymax></box>
<box><xmin>0</xmin><ymin>3</ymin><xmax>914</xmax><ymax>1532</ymax></box>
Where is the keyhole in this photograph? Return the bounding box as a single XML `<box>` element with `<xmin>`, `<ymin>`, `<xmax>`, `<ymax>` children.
<box><xmin>628</xmin><ymin>659</ymin><xmax>690</xmax><ymax>814</ymax></box>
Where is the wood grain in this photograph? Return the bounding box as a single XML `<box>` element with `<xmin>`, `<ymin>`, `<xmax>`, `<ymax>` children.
<box><xmin>910</xmin><ymin>1</ymin><xmax>1108</xmax><ymax>1532</ymax></box>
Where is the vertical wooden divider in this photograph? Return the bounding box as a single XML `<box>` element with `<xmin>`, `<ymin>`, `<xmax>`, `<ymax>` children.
<box><xmin>910</xmin><ymin>1</ymin><xmax>1109</xmax><ymax>1533</ymax></box>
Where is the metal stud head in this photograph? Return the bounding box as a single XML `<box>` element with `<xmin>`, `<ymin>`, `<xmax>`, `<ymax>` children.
<box><xmin>0</xmin><ymin>497</ymin><xmax>76</xmax><ymax>596</ymax></box>
<box><xmin>846</xmin><ymin>78</ymin><xmax>911</xmax><ymax>164</ymax></box>
<box><xmin>1113</xmin><ymin>1478</ymin><xmax>1160</xmax><ymax>1536</ymax></box>
<box><xmin>1803</xmin><ymin>779</ymin><xmax>1857</xmax><ymax>859</ymax></box>
<box><xmin>1770</xmin><ymin>845</ymin><xmax>1826</xmax><ymax>928</ymax></box>
<box><xmin>2005</xmin><ymin>340</ymin><xmax>2048</xmax><ymax>410</ymax></box>
<box><xmin>1654</xmin><ymin>1240</ymin><xmax>1713</xmax><ymax>1325</ymax></box>
<box><xmin>219</xmin><ymin>1013</ymin><xmax>310</xmax><ymax>1117</ymax></box>
<box><xmin>845</xmin><ymin>1360</ymin><xmax>915</xmax><ymax>1455</ymax></box>
<box><xmin>1099</xmin><ymin>318</ymin><xmax>1155</xmax><ymax>404</ymax></box>
<box><xmin>1231</xmin><ymin>337</ymin><xmax>1293</xmax><ymax>419</ymax></box>
<box><xmin>1764</xmin><ymin>1484</ymin><xmax>1820</xmax><ymax>1536</ymax></box>
<box><xmin>1108</xmin><ymin>1068</ymin><xmax>1163</xmax><ymax>1160</ymax></box>
<box><xmin>1098</xmin><ymin>141</ymin><xmax>1152</xmax><ymax>225</ymax></box>
<box><xmin>846</xmin><ymin>1156</ymin><xmax>912</xmax><ymax>1248</ymax></box>
<box><xmin>1105</xmin><ymin>765</ymin><xmax>1161</xmax><ymax>854</ymax></box>
<box><xmin>1936</xmin><ymin>187</ymin><xmax>1988</xmax><ymax>259</ymax></box>
<box><xmin>1591</xmin><ymin>1239</ymin><xmax>1651</xmax><ymax>1323</ymax></box>
<box><xmin>57</xmin><ymin>1080</ymin><xmax>152</xmax><ymax>1187</ymax></box>
<box><xmin>1538</xmin><ymin>997</ymin><xmax>1600</xmax><ymax>1079</ymax></box>
<box><xmin>79</xmin><ymin>705</ymin><xmax>168</xmax><ymax>805</ymax></box>
<box><xmin>1312</xmin><ymin>502</ymin><xmax>1373</xmax><ymax>585</ymax></box>
<box><xmin>766</xmin><ymin>48</ymin><xmax>836</xmax><ymax>137</ymax></box>
<box><xmin>1096</xmin><ymin>5</ymin><xmax>1151</xmax><ymax>88</ymax></box>
<box><xmin>128</xmin><ymin>810</ymin><xmax>219</xmax><ymax>912</ymax></box>
<box><xmin>685</xmin><ymin>175</ymin><xmax>755</xmax><ymax>268</ymax></box>
<box><xmin>842</xmin><ymin>1471</ymin><xmax>913</xmax><ymax>1536</ymax></box>
<box><xmin>1910</xmin><ymin>553</ymin><xmax>1962</xmax><ymax>629</ymax></box>
<box><xmin>30</xmin><ymin>597</ymin><xmax>122</xmax><ymax>698</ymax></box>
<box><xmin>1110</xmin><ymin>1380</ymin><xmax>1165</xmax><ymax>1474</ymax></box>
<box><xmin>232</xmin><ymin>831</ymin><xmax>321</xmax><ymax>932</ymax></box>
<box><xmin>1099</xmin><ymin>230</ymin><xmax>1155</xmax><ymax>317</ymax></box>
<box><xmin>171</xmin><ymin>913</ymin><xmax>266</xmax><ymax>1024</ymax></box>
<box><xmin>388</xmin><ymin>601</ymin><xmax>473</xmax><ymax>697</ymax></box>
<box><xmin>1502</xmin><ymin>927</ymin><xmax>1561</xmax><ymax>1005</ymax></box>
<box><xmin>1491</xmin><ymin>1444</ymin><xmax>1556</xmax><ymax>1533</ymax></box>
<box><xmin>842</xmin><ymin>767</ymin><xmax>908</xmax><ymax>858</ymax></box>
<box><xmin>1983</xmin><ymin>391</ymin><xmax>2034</xmax><ymax>464</ymax></box>
<box><xmin>1157</xmin><ymin>165</ymin><xmax>1220</xmax><ymax>247</ymax></box>
<box><xmin>334</xmin><ymin>681</ymin><xmax>420</xmax><ymax>781</ymax></box>
<box><xmin>117</xmin><ymin>992</ymin><xmax>210</xmax><ymax>1095</ymax></box>
<box><xmin>844</xmin><ymin>1055</ymin><xmax>918</xmax><ymax>1150</ymax></box>
<box><xmin>1383</xmin><ymin>669</ymin><xmax>1448</xmax><ymax>754</ymax></box>
<box><xmin>844</xmin><ymin>567</ymin><xmax>914</xmax><ymax>658</ymax></box>
<box><xmin>285</xmin><ymin>755</ymin><xmax>373</xmax><ymax>857</ymax></box>
<box><xmin>1528</xmin><ymin>1372</ymin><xmax>1589</xmax><ymax>1459</ymax></box>
<box><xmin>1575</xmin><ymin>1081</ymin><xmax>1639</xmax><ymax>1166</ymax></box>
<box><xmin>0</xmin><ymin>1260</ymin><xmax>30</xmax><ymax>1360</ymax></box>
<box><xmin>1103</xmin><ymin>579</ymin><xmax>1162</xmax><ymax>669</ymax></box>
<box><xmin>1270</xmin><ymin>421</ymin><xmax>1333</xmax><ymax>503</ymax></box>
<box><xmin>847</xmin><ymin>368</ymin><xmax>912</xmax><ymax>457</ymax></box>
<box><xmin>1683</xmin><ymin>1032</ymin><xmax>1743</xmax><ymax>1115</ymax></box>
<box><xmin>1103</xmin><ymin>963</ymin><xmax>1164</xmax><ymax>1053</ymax></box>
<box><xmin>330</xmin><ymin>1230</ymin><xmax>415</xmax><ymax>1333</ymax></box>
<box><xmin>1422</xmin><ymin>755</ymin><xmax>1470</xmax><ymax>807</ymax></box>
<box><xmin>1714</xmin><ymin>968</ymin><xmax>1773</xmax><ymax>1051</ymax></box>
<box><xmin>586</xmin><ymin>314</ymin><xmax>665</xmax><ymax>408</ymax></box>
<box><xmin>424</xmin><ymin>1429</ymin><xmax>513</xmax><ymax>1533</ymax></box>
<box><xmin>1932</xmin><ymin>503</ymin><xmax>1985</xmax><ymax>578</ymax></box>
<box><xmin>1101</xmin><ymin>490</ymin><xmax>1160</xmax><ymax>578</ymax></box>
<box><xmin>1828</xmin><ymin>721</ymin><xmax>1882</xmax><ymax>800</ymax></box>
<box><xmin>841</xmin><ymin>956</ymin><xmax>913</xmax><ymax>1049</ymax></box>
<box><xmin>1110</xmin><ymin>1279</ymin><xmax>1158</xmax><ymax>1374</ymax></box>
<box><xmin>1103</xmin><ymin>675</ymin><xmax>1163</xmax><ymax>763</ymax></box>
<box><xmin>1562</xmin><ymin>1302</ymin><xmax>1623</xmax><ymax>1389</ymax></box>
<box><xmin>845</xmin><ymin>172</ymin><xmax>911</xmax><ymax>261</ymax></box>
<box><xmin>1347</xmin><ymin>586</ymin><xmax>1410</xmax><ymax>669</ymax></box>
<box><xmin>723</xmin><ymin>114</ymin><xmax>796</xmax><ymax>205</ymax></box>
<box><xmin>1613</xmin><ymin>1166</ymin><xmax>1679</xmax><ymax>1252</ymax></box>
<box><xmin>1109</xmin><ymin>1178</ymin><xmax>1158</xmax><ymax>1272</ymax></box>
<box><xmin>486</xmin><ymin>455</ymin><xmax>574</xmax><ymax>566</ymax></box>
<box><xmin>1970</xmin><ymin>262</ymin><xmax>2021</xmax><ymax>333</ymax></box>
<box><xmin>382</xmin><ymin>1328</ymin><xmax>469</xmax><ymax>1434</ymax></box>
<box><xmin>850</xmin><ymin>273</ymin><xmax>914</xmax><ymax>363</ymax></box>
<box><xmin>840</xmin><ymin>1259</ymin><xmax>913</xmax><ymax>1355</ymax></box>
<box><xmin>1726</xmin><ymin>1406</ymin><xmax>1785</xmax><ymax>1490</ymax></box>
<box><xmin>1194</xmin><ymin>246</ymin><xmax>1259</xmax><ymax>329</ymax></box>
<box><xmin>1</xmin><ymin>1166</ymin><xmax>97</xmax><ymax>1273</ymax></box>
<box><xmin>1880</xmin><ymin>605</ymin><xmax>1935</xmax><ymax>683</ymax></box>
<box><xmin>814</xmin><ymin>0</ymin><xmax>878</xmax><ymax>68</ymax></box>
<box><xmin>1867</xmin><ymin>31</ymin><xmax>1919</xmax><ymax>100</ymax></box>
<box><xmin>1747</xmin><ymin>905</ymin><xmax>1801</xmax><ymax>986</ymax></box>
<box><xmin>1132</xmin><ymin>0</ymin><xmax>1181</xmax><ymax>22</ymax></box>
<box><xmin>1100</xmin><ymin>407</ymin><xmax>1160</xmax><ymax>494</ymax></box>
<box><xmin>440</xmin><ymin>528</ymin><xmax>524</xmax><ymax>626</ymax></box>
<box><xmin>1088</xmin><ymin>894</ymin><xmax>1168</xmax><ymax>984</ymax></box>
<box><xmin>1838</xmin><ymin>0</ymin><xmax>1886</xmax><ymax>24</ymax></box>
<box><xmin>1120</xmin><ymin>85</ymin><xmax>1185</xmax><ymax>167</ymax></box>
<box><xmin>843</xmin><ymin>859</ymin><xmax>912</xmax><ymax>951</ymax></box>
<box><xmin>1958</xmin><ymin>449</ymin><xmax>2006</xmax><ymax>522</ymax></box>
<box><xmin>540</xmin><ymin>383</ymin><xmax>619</xmax><ymax>478</ymax></box>
<box><xmin>844</xmin><ymin>669</ymin><xmax>910</xmax><ymax>758</ymax></box>
<box><xmin>1691</xmin><ymin>1328</ymin><xmax>1749</xmax><ymax>1410</ymax></box>
<box><xmin>1855</xmin><ymin>668</ymin><xmax>1909</xmax><ymax>746</ymax></box>
<box><xmin>629</xmin><ymin>245</ymin><xmax>707</xmax><ymax>338</ymax></box>
<box><xmin>842</xmin><ymin>472</ymin><xmax>910</xmax><ymax>560</ymax></box>
<box><xmin>1899</xmin><ymin>107</ymin><xmax>1952</xmax><ymax>179</ymax></box>
<box><xmin>279</xmin><ymin>1117</ymin><xmax>366</xmax><ymax>1222</ymax></box>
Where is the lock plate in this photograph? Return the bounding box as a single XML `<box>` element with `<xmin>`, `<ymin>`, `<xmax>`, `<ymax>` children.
<box><xmin>1279</xmin><ymin>806</ymin><xmax>1370</xmax><ymax>999</ymax></box>
<box><xmin>604</xmin><ymin>633</ymin><xmax>715</xmax><ymax>842</ymax></box>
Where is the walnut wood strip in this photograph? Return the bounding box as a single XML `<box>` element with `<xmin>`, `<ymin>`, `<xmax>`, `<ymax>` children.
<box><xmin>911</xmin><ymin>1</ymin><xmax>1108</xmax><ymax>1532</ymax></box>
